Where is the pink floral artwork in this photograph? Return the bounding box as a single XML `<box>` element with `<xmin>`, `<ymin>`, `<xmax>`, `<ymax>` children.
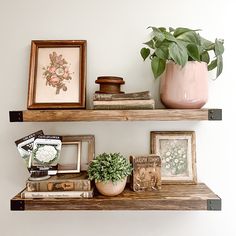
<box><xmin>42</xmin><ymin>52</ymin><xmax>73</xmax><ymax>94</ymax></box>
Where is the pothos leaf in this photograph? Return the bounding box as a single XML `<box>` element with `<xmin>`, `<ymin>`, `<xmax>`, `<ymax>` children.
<box><xmin>174</xmin><ymin>27</ymin><xmax>200</xmax><ymax>37</ymax></box>
<box><xmin>177</xmin><ymin>31</ymin><xmax>201</xmax><ymax>45</ymax></box>
<box><xmin>208</xmin><ymin>59</ymin><xmax>217</xmax><ymax>71</ymax></box>
<box><xmin>169</xmin><ymin>42</ymin><xmax>188</xmax><ymax>66</ymax></box>
<box><xmin>140</xmin><ymin>48</ymin><xmax>150</xmax><ymax>61</ymax></box>
<box><xmin>187</xmin><ymin>44</ymin><xmax>200</xmax><ymax>61</ymax></box>
<box><xmin>151</xmin><ymin>57</ymin><xmax>166</xmax><ymax>79</ymax></box>
<box><xmin>216</xmin><ymin>55</ymin><xmax>223</xmax><ymax>78</ymax></box>
<box><xmin>144</xmin><ymin>39</ymin><xmax>154</xmax><ymax>49</ymax></box>
<box><xmin>215</xmin><ymin>39</ymin><xmax>224</xmax><ymax>56</ymax></box>
<box><xmin>201</xmin><ymin>51</ymin><xmax>210</xmax><ymax>64</ymax></box>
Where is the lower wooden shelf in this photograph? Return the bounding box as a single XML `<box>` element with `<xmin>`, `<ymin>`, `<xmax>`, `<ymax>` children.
<box><xmin>11</xmin><ymin>183</ymin><xmax>221</xmax><ymax>211</ymax></box>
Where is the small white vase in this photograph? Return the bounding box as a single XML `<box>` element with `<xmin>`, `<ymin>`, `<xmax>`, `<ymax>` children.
<box><xmin>95</xmin><ymin>177</ymin><xmax>127</xmax><ymax>196</ymax></box>
<box><xmin>160</xmin><ymin>61</ymin><xmax>208</xmax><ymax>109</ymax></box>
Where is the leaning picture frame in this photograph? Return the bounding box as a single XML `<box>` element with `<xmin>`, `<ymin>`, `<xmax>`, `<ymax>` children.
<box><xmin>150</xmin><ymin>131</ymin><xmax>197</xmax><ymax>184</ymax></box>
<box><xmin>58</xmin><ymin>135</ymin><xmax>95</xmax><ymax>173</ymax></box>
<box><xmin>27</xmin><ymin>40</ymin><xmax>86</xmax><ymax>109</ymax></box>
<box><xmin>58</xmin><ymin>140</ymin><xmax>81</xmax><ymax>173</ymax></box>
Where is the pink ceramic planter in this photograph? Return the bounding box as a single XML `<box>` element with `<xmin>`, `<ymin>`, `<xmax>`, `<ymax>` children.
<box><xmin>95</xmin><ymin>177</ymin><xmax>127</xmax><ymax>196</ymax></box>
<box><xmin>160</xmin><ymin>61</ymin><xmax>208</xmax><ymax>109</ymax></box>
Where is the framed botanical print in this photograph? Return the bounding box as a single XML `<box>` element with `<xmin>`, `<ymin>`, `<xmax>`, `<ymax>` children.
<box><xmin>27</xmin><ymin>40</ymin><xmax>86</xmax><ymax>109</ymax></box>
<box><xmin>150</xmin><ymin>131</ymin><xmax>197</xmax><ymax>184</ymax></box>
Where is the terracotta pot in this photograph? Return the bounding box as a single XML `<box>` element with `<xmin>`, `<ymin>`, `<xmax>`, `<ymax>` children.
<box><xmin>160</xmin><ymin>61</ymin><xmax>208</xmax><ymax>109</ymax></box>
<box><xmin>95</xmin><ymin>177</ymin><xmax>127</xmax><ymax>196</ymax></box>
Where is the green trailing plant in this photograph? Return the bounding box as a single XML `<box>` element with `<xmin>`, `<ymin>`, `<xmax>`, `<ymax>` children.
<box><xmin>88</xmin><ymin>153</ymin><xmax>133</xmax><ymax>183</ymax></box>
<box><xmin>140</xmin><ymin>27</ymin><xmax>224</xmax><ymax>79</ymax></box>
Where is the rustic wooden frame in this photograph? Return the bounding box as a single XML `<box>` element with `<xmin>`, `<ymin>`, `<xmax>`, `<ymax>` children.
<box><xmin>58</xmin><ymin>141</ymin><xmax>81</xmax><ymax>173</ymax></box>
<box><xmin>61</xmin><ymin>135</ymin><xmax>95</xmax><ymax>171</ymax></box>
<box><xmin>150</xmin><ymin>131</ymin><xmax>197</xmax><ymax>184</ymax></box>
<box><xmin>27</xmin><ymin>40</ymin><xmax>86</xmax><ymax>109</ymax></box>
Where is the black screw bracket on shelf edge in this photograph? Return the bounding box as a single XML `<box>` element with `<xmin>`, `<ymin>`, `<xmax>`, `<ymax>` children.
<box><xmin>11</xmin><ymin>199</ymin><xmax>25</xmax><ymax>211</ymax></box>
<box><xmin>9</xmin><ymin>111</ymin><xmax>23</xmax><ymax>122</ymax></box>
<box><xmin>208</xmin><ymin>109</ymin><xmax>222</xmax><ymax>120</ymax></box>
<box><xmin>207</xmin><ymin>198</ymin><xmax>221</xmax><ymax>210</ymax></box>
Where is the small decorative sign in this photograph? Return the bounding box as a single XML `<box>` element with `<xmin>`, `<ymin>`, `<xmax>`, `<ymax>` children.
<box><xmin>130</xmin><ymin>155</ymin><xmax>161</xmax><ymax>192</ymax></box>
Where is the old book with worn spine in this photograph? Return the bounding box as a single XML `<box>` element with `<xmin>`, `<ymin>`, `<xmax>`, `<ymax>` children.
<box><xmin>93</xmin><ymin>99</ymin><xmax>155</xmax><ymax>110</ymax></box>
<box><xmin>93</xmin><ymin>91</ymin><xmax>151</xmax><ymax>101</ymax></box>
<box><xmin>130</xmin><ymin>155</ymin><xmax>161</xmax><ymax>192</ymax></box>
<box><xmin>26</xmin><ymin>172</ymin><xmax>91</xmax><ymax>192</ymax></box>
<box><xmin>21</xmin><ymin>188</ymin><xmax>94</xmax><ymax>199</ymax></box>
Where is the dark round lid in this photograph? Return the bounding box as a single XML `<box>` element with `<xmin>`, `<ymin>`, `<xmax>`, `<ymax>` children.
<box><xmin>95</xmin><ymin>76</ymin><xmax>125</xmax><ymax>84</ymax></box>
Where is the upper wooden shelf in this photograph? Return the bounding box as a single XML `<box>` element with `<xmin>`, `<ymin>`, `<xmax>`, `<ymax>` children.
<box><xmin>11</xmin><ymin>183</ymin><xmax>221</xmax><ymax>211</ymax></box>
<box><xmin>9</xmin><ymin>109</ymin><xmax>222</xmax><ymax>122</ymax></box>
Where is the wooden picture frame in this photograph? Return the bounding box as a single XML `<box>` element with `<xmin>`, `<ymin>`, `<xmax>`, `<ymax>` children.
<box><xmin>60</xmin><ymin>135</ymin><xmax>95</xmax><ymax>172</ymax></box>
<box><xmin>27</xmin><ymin>40</ymin><xmax>86</xmax><ymax>109</ymax></box>
<box><xmin>150</xmin><ymin>131</ymin><xmax>197</xmax><ymax>184</ymax></box>
<box><xmin>58</xmin><ymin>141</ymin><xmax>81</xmax><ymax>173</ymax></box>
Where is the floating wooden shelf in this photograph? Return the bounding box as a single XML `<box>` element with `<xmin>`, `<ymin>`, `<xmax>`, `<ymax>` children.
<box><xmin>9</xmin><ymin>109</ymin><xmax>222</xmax><ymax>122</ymax></box>
<box><xmin>11</xmin><ymin>183</ymin><xmax>221</xmax><ymax>211</ymax></box>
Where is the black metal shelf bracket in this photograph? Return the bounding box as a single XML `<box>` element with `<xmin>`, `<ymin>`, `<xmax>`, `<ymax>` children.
<box><xmin>11</xmin><ymin>199</ymin><xmax>25</xmax><ymax>211</ymax></box>
<box><xmin>208</xmin><ymin>109</ymin><xmax>222</xmax><ymax>120</ymax></box>
<box><xmin>9</xmin><ymin>111</ymin><xmax>23</xmax><ymax>122</ymax></box>
<box><xmin>207</xmin><ymin>198</ymin><xmax>221</xmax><ymax>210</ymax></box>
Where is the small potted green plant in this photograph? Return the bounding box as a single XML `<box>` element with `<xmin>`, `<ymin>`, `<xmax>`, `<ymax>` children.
<box><xmin>141</xmin><ymin>27</ymin><xmax>224</xmax><ymax>108</ymax></box>
<box><xmin>88</xmin><ymin>152</ymin><xmax>133</xmax><ymax>196</ymax></box>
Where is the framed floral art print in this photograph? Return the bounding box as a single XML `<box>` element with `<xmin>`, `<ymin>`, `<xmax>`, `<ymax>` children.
<box><xmin>27</xmin><ymin>40</ymin><xmax>86</xmax><ymax>109</ymax></box>
<box><xmin>150</xmin><ymin>131</ymin><xmax>197</xmax><ymax>184</ymax></box>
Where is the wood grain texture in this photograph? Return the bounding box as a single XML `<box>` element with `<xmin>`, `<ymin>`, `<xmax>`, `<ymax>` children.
<box><xmin>10</xmin><ymin>109</ymin><xmax>212</xmax><ymax>122</ymax></box>
<box><xmin>95</xmin><ymin>76</ymin><xmax>125</xmax><ymax>94</ymax></box>
<box><xmin>11</xmin><ymin>183</ymin><xmax>220</xmax><ymax>211</ymax></box>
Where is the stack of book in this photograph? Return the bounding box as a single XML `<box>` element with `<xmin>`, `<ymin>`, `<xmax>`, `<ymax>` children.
<box><xmin>93</xmin><ymin>91</ymin><xmax>155</xmax><ymax>110</ymax></box>
<box><xmin>21</xmin><ymin>172</ymin><xmax>94</xmax><ymax>199</ymax></box>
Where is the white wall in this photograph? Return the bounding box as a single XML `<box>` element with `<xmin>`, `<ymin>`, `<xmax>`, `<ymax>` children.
<box><xmin>0</xmin><ymin>0</ymin><xmax>235</xmax><ymax>235</ymax></box>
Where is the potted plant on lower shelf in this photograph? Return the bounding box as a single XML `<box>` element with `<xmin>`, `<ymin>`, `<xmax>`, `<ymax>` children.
<box><xmin>88</xmin><ymin>152</ymin><xmax>133</xmax><ymax>196</ymax></box>
<box><xmin>141</xmin><ymin>27</ymin><xmax>224</xmax><ymax>109</ymax></box>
